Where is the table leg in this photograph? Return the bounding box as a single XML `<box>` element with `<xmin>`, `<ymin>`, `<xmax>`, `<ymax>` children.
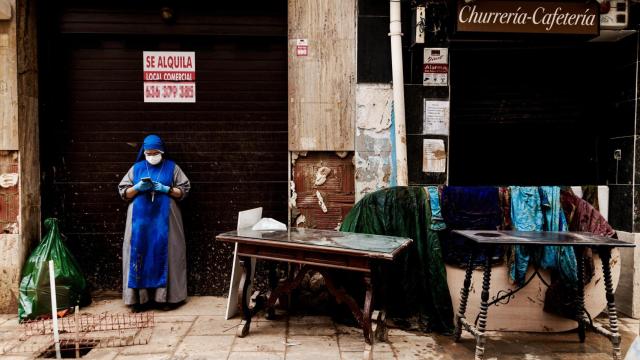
<box><xmin>266</xmin><ymin>263</ymin><xmax>279</xmax><ymax>320</ymax></box>
<box><xmin>454</xmin><ymin>248</ymin><xmax>476</xmax><ymax>342</ymax></box>
<box><xmin>475</xmin><ymin>247</ymin><xmax>493</xmax><ymax>360</ymax></box>
<box><xmin>575</xmin><ymin>246</ymin><xmax>586</xmax><ymax>343</ymax></box>
<box><xmin>374</xmin><ymin>309</ymin><xmax>388</xmax><ymax>342</ymax></box>
<box><xmin>600</xmin><ymin>248</ymin><xmax>622</xmax><ymax>360</ymax></box>
<box><xmin>318</xmin><ymin>269</ymin><xmax>373</xmax><ymax>341</ymax></box>
<box><xmin>237</xmin><ymin>256</ymin><xmax>254</xmax><ymax>337</ymax></box>
<box><xmin>265</xmin><ymin>265</ymin><xmax>311</xmax><ymax>319</ymax></box>
<box><xmin>362</xmin><ymin>275</ymin><xmax>374</xmax><ymax>345</ymax></box>
<box><xmin>371</xmin><ymin>264</ymin><xmax>388</xmax><ymax>343</ymax></box>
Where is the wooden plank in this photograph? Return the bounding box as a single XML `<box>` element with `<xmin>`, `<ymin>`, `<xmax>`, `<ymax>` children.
<box><xmin>0</xmin><ymin>0</ymin><xmax>17</xmax><ymax>150</ymax></box>
<box><xmin>292</xmin><ymin>152</ymin><xmax>354</xmax><ymax>230</ymax></box>
<box><xmin>288</xmin><ymin>0</ymin><xmax>356</xmax><ymax>151</ymax></box>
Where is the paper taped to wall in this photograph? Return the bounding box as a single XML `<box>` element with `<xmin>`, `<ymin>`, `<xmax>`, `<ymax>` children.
<box><xmin>423</xmin><ymin>139</ymin><xmax>446</xmax><ymax>173</ymax></box>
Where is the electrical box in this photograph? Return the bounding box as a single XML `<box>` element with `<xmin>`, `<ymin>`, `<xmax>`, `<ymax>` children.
<box><xmin>412</xmin><ymin>6</ymin><xmax>426</xmax><ymax>46</ymax></box>
<box><xmin>598</xmin><ymin>0</ymin><xmax>628</xmax><ymax>29</ymax></box>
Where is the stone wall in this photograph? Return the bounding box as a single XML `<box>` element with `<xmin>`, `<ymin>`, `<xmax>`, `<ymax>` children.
<box><xmin>0</xmin><ymin>0</ymin><xmax>39</xmax><ymax>313</ymax></box>
<box><xmin>0</xmin><ymin>0</ymin><xmax>20</xmax><ymax>313</ymax></box>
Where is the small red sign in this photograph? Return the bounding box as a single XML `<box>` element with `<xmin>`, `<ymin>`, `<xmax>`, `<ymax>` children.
<box><xmin>423</xmin><ymin>64</ymin><xmax>449</xmax><ymax>74</ymax></box>
<box><xmin>296</xmin><ymin>45</ymin><xmax>308</xmax><ymax>57</ymax></box>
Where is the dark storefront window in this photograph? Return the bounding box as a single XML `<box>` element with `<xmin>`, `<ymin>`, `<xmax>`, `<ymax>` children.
<box><xmin>449</xmin><ymin>33</ymin><xmax>638</xmax><ymax>186</ymax></box>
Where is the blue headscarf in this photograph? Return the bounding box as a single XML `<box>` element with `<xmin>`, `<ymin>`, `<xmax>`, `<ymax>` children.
<box><xmin>136</xmin><ymin>134</ymin><xmax>166</xmax><ymax>162</ymax></box>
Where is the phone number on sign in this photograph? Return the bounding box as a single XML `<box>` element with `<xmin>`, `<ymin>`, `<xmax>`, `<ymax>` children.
<box><xmin>144</xmin><ymin>82</ymin><xmax>196</xmax><ymax>103</ymax></box>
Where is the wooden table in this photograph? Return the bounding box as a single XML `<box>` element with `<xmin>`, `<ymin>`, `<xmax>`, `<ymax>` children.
<box><xmin>216</xmin><ymin>228</ymin><xmax>412</xmax><ymax>357</ymax></box>
<box><xmin>451</xmin><ymin>230</ymin><xmax>636</xmax><ymax>360</ymax></box>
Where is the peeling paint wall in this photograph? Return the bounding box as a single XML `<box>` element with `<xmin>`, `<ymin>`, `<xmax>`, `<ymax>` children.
<box><xmin>292</xmin><ymin>152</ymin><xmax>354</xmax><ymax>230</ymax></box>
<box><xmin>355</xmin><ymin>84</ymin><xmax>393</xmax><ymax>201</ymax></box>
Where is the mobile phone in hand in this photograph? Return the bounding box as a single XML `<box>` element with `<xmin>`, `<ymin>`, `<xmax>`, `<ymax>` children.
<box><xmin>141</xmin><ymin>177</ymin><xmax>152</xmax><ymax>183</ymax></box>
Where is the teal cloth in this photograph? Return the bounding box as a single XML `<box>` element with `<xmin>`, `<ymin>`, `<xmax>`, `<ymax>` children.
<box><xmin>539</xmin><ymin>186</ymin><xmax>577</xmax><ymax>285</ymax></box>
<box><xmin>510</xmin><ymin>186</ymin><xmax>543</xmax><ymax>284</ymax></box>
<box><xmin>510</xmin><ymin>186</ymin><xmax>578</xmax><ymax>286</ymax></box>
<box><xmin>426</xmin><ymin>186</ymin><xmax>446</xmax><ymax>231</ymax></box>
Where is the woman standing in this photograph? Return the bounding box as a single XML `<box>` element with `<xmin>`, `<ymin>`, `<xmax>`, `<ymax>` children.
<box><xmin>118</xmin><ymin>134</ymin><xmax>190</xmax><ymax>311</ymax></box>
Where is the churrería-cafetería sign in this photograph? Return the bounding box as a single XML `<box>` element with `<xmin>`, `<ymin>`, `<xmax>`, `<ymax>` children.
<box><xmin>456</xmin><ymin>1</ymin><xmax>600</xmax><ymax>35</ymax></box>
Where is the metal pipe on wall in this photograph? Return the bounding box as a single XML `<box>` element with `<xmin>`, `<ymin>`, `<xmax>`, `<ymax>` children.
<box><xmin>389</xmin><ymin>0</ymin><xmax>408</xmax><ymax>186</ymax></box>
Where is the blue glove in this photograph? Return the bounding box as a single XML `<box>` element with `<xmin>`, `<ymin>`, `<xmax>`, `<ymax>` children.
<box><xmin>153</xmin><ymin>181</ymin><xmax>171</xmax><ymax>194</ymax></box>
<box><xmin>133</xmin><ymin>180</ymin><xmax>153</xmax><ymax>192</ymax></box>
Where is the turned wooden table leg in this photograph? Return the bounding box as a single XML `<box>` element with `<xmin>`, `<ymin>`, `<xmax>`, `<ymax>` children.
<box><xmin>474</xmin><ymin>247</ymin><xmax>493</xmax><ymax>360</ymax></box>
<box><xmin>454</xmin><ymin>247</ymin><xmax>475</xmax><ymax>342</ymax></box>
<box><xmin>600</xmin><ymin>247</ymin><xmax>622</xmax><ymax>360</ymax></box>
<box><xmin>575</xmin><ymin>246</ymin><xmax>586</xmax><ymax>343</ymax></box>
<box><xmin>237</xmin><ymin>256</ymin><xmax>253</xmax><ymax>337</ymax></box>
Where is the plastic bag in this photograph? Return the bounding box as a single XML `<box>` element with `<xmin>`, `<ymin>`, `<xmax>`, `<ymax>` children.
<box><xmin>18</xmin><ymin>218</ymin><xmax>91</xmax><ymax>321</ymax></box>
<box><xmin>251</xmin><ymin>218</ymin><xmax>287</xmax><ymax>231</ymax></box>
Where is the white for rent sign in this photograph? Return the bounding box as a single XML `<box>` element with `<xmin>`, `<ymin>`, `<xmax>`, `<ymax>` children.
<box><xmin>143</xmin><ymin>51</ymin><xmax>196</xmax><ymax>103</ymax></box>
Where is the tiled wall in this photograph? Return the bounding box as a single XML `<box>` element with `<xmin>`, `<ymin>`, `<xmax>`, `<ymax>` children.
<box><xmin>607</xmin><ymin>33</ymin><xmax>639</xmax><ymax>232</ymax></box>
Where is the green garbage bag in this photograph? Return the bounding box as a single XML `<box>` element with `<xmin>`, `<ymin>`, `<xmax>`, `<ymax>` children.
<box><xmin>18</xmin><ymin>218</ymin><xmax>90</xmax><ymax>321</ymax></box>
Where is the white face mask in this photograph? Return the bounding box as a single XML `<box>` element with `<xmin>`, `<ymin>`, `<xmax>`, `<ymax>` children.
<box><xmin>145</xmin><ymin>154</ymin><xmax>163</xmax><ymax>165</ymax></box>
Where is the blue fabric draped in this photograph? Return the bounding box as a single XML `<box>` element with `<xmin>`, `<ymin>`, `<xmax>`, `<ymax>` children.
<box><xmin>510</xmin><ymin>186</ymin><xmax>578</xmax><ymax>286</ymax></box>
<box><xmin>128</xmin><ymin>159</ymin><xmax>176</xmax><ymax>289</ymax></box>
<box><xmin>136</xmin><ymin>134</ymin><xmax>166</xmax><ymax>162</ymax></box>
<box><xmin>510</xmin><ymin>186</ymin><xmax>543</xmax><ymax>284</ymax></box>
<box><xmin>441</xmin><ymin>186</ymin><xmax>503</xmax><ymax>267</ymax></box>
<box><xmin>539</xmin><ymin>186</ymin><xmax>577</xmax><ymax>285</ymax></box>
<box><xmin>426</xmin><ymin>186</ymin><xmax>446</xmax><ymax>231</ymax></box>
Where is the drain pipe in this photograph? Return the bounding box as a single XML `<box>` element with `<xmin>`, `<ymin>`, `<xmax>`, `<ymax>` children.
<box><xmin>389</xmin><ymin>0</ymin><xmax>408</xmax><ymax>186</ymax></box>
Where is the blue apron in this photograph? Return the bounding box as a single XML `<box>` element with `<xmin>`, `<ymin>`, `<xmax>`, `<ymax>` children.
<box><xmin>128</xmin><ymin>159</ymin><xmax>176</xmax><ymax>289</ymax></box>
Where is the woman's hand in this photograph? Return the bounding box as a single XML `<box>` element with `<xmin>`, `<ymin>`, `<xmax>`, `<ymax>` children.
<box><xmin>153</xmin><ymin>181</ymin><xmax>171</xmax><ymax>194</ymax></box>
<box><xmin>133</xmin><ymin>180</ymin><xmax>153</xmax><ymax>192</ymax></box>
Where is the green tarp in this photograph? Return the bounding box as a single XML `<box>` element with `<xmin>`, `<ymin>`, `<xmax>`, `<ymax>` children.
<box><xmin>18</xmin><ymin>218</ymin><xmax>90</xmax><ymax>321</ymax></box>
<box><xmin>340</xmin><ymin>187</ymin><xmax>454</xmax><ymax>333</ymax></box>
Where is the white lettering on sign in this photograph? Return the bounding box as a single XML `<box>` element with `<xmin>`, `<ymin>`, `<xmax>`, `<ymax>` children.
<box><xmin>458</xmin><ymin>5</ymin><xmax>596</xmax><ymax>32</ymax></box>
<box><xmin>423</xmin><ymin>48</ymin><xmax>448</xmax><ymax>87</ymax></box>
<box><xmin>143</xmin><ymin>51</ymin><xmax>196</xmax><ymax>103</ymax></box>
<box><xmin>144</xmin><ymin>82</ymin><xmax>196</xmax><ymax>103</ymax></box>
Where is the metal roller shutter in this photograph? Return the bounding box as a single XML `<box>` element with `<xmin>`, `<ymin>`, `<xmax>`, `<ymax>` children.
<box><xmin>40</xmin><ymin>1</ymin><xmax>288</xmax><ymax>295</ymax></box>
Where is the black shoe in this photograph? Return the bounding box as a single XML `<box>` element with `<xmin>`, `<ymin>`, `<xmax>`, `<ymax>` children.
<box><xmin>130</xmin><ymin>302</ymin><xmax>150</xmax><ymax>313</ymax></box>
<box><xmin>160</xmin><ymin>301</ymin><xmax>185</xmax><ymax>311</ymax></box>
